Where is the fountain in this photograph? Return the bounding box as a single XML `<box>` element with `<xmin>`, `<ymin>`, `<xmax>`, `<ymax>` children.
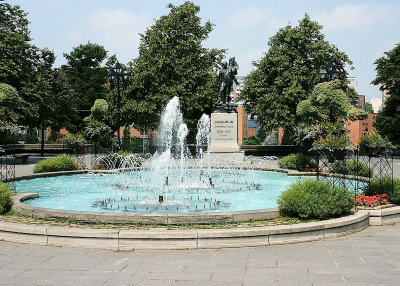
<box><xmin>15</xmin><ymin>97</ymin><xmax>300</xmax><ymax>222</ymax></box>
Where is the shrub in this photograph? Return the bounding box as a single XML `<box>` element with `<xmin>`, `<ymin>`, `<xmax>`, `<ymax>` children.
<box><xmin>364</xmin><ymin>178</ymin><xmax>400</xmax><ymax>205</ymax></box>
<box><xmin>313</xmin><ymin>134</ymin><xmax>351</xmax><ymax>150</ymax></box>
<box><xmin>64</xmin><ymin>133</ymin><xmax>86</xmax><ymax>148</ymax></box>
<box><xmin>91</xmin><ymin>99</ymin><xmax>108</xmax><ymax>120</ymax></box>
<box><xmin>358</xmin><ymin>130</ymin><xmax>393</xmax><ymax>157</ymax></box>
<box><xmin>33</xmin><ymin>154</ymin><xmax>79</xmax><ymax>173</ymax></box>
<box><xmin>331</xmin><ymin>159</ymin><xmax>372</xmax><ymax>177</ymax></box>
<box><xmin>278</xmin><ymin>178</ymin><xmax>353</xmax><ymax>220</ymax></box>
<box><xmin>0</xmin><ymin>182</ymin><xmax>13</xmax><ymax>214</ymax></box>
<box><xmin>278</xmin><ymin>154</ymin><xmax>317</xmax><ymax>171</ymax></box>
<box><xmin>242</xmin><ymin>136</ymin><xmax>261</xmax><ymax>145</ymax></box>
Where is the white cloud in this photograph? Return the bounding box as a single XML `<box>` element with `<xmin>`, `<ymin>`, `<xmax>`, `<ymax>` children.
<box><xmin>237</xmin><ymin>48</ymin><xmax>265</xmax><ymax>74</ymax></box>
<box><xmin>88</xmin><ymin>8</ymin><xmax>151</xmax><ymax>61</ymax></box>
<box><xmin>374</xmin><ymin>41</ymin><xmax>397</xmax><ymax>59</ymax></box>
<box><xmin>317</xmin><ymin>4</ymin><xmax>396</xmax><ymax>29</ymax></box>
<box><xmin>231</xmin><ymin>7</ymin><xmax>266</xmax><ymax>28</ymax></box>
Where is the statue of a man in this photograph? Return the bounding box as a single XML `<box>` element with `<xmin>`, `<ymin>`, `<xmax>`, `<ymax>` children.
<box><xmin>217</xmin><ymin>62</ymin><xmax>229</xmax><ymax>104</ymax></box>
<box><xmin>217</xmin><ymin>58</ymin><xmax>239</xmax><ymax>105</ymax></box>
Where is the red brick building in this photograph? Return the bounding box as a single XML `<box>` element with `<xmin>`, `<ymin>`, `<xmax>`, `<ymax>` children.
<box><xmin>345</xmin><ymin>113</ymin><xmax>377</xmax><ymax>146</ymax></box>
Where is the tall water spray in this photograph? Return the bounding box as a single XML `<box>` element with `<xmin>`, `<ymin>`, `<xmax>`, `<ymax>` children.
<box><xmin>157</xmin><ymin>96</ymin><xmax>185</xmax><ymax>186</ymax></box>
<box><xmin>177</xmin><ymin>123</ymin><xmax>188</xmax><ymax>182</ymax></box>
<box><xmin>196</xmin><ymin>114</ymin><xmax>211</xmax><ymax>181</ymax></box>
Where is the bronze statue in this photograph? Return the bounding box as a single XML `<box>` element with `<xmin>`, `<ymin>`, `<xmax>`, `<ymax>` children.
<box><xmin>215</xmin><ymin>57</ymin><xmax>239</xmax><ymax>112</ymax></box>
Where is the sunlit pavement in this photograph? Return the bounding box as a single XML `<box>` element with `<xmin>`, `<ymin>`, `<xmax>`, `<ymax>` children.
<box><xmin>0</xmin><ymin>224</ymin><xmax>399</xmax><ymax>285</ymax></box>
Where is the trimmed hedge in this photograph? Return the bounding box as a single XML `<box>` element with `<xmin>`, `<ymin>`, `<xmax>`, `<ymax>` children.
<box><xmin>278</xmin><ymin>154</ymin><xmax>317</xmax><ymax>171</ymax></box>
<box><xmin>364</xmin><ymin>178</ymin><xmax>400</xmax><ymax>205</ymax></box>
<box><xmin>0</xmin><ymin>182</ymin><xmax>13</xmax><ymax>214</ymax></box>
<box><xmin>33</xmin><ymin>154</ymin><xmax>79</xmax><ymax>173</ymax></box>
<box><xmin>278</xmin><ymin>178</ymin><xmax>353</xmax><ymax>220</ymax></box>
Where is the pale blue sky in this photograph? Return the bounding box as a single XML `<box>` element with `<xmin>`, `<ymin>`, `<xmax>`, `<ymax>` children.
<box><xmin>8</xmin><ymin>0</ymin><xmax>400</xmax><ymax>101</ymax></box>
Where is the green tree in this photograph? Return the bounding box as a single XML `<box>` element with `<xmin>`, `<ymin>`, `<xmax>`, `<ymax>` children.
<box><xmin>63</xmin><ymin>42</ymin><xmax>108</xmax><ymax>131</ymax></box>
<box><xmin>297</xmin><ymin>80</ymin><xmax>367</xmax><ymax>124</ymax></box>
<box><xmin>372</xmin><ymin>44</ymin><xmax>400</xmax><ymax>144</ymax></box>
<box><xmin>123</xmin><ymin>2</ymin><xmax>225</xmax><ymax>137</ymax></box>
<box><xmin>0</xmin><ymin>83</ymin><xmax>22</xmax><ymax>124</ymax></box>
<box><xmin>84</xmin><ymin>99</ymin><xmax>113</xmax><ymax>152</ymax></box>
<box><xmin>240</xmin><ymin>14</ymin><xmax>351</xmax><ymax>132</ymax></box>
<box><xmin>365</xmin><ymin>102</ymin><xmax>374</xmax><ymax>114</ymax></box>
<box><xmin>0</xmin><ymin>1</ymin><xmax>44</xmax><ymax>126</ymax></box>
<box><xmin>0</xmin><ymin>1</ymin><xmax>38</xmax><ymax>90</ymax></box>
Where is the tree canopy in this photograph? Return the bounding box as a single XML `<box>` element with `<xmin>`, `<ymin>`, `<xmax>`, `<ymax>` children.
<box><xmin>365</xmin><ymin>102</ymin><xmax>374</xmax><ymax>114</ymax></box>
<box><xmin>372</xmin><ymin>43</ymin><xmax>400</xmax><ymax>144</ymax></box>
<box><xmin>297</xmin><ymin>80</ymin><xmax>366</xmax><ymax>124</ymax></box>
<box><xmin>62</xmin><ymin>42</ymin><xmax>108</xmax><ymax>131</ymax></box>
<box><xmin>240</xmin><ymin>14</ymin><xmax>351</xmax><ymax>132</ymax></box>
<box><xmin>123</xmin><ymin>1</ymin><xmax>225</xmax><ymax>136</ymax></box>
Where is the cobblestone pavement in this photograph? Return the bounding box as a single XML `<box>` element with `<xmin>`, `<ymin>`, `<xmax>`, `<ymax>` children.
<box><xmin>0</xmin><ymin>224</ymin><xmax>399</xmax><ymax>285</ymax></box>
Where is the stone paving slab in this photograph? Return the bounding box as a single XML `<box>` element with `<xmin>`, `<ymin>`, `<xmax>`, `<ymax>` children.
<box><xmin>0</xmin><ymin>224</ymin><xmax>399</xmax><ymax>285</ymax></box>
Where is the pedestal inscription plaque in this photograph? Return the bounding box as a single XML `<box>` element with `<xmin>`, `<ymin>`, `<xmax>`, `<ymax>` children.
<box><xmin>209</xmin><ymin>112</ymin><xmax>240</xmax><ymax>152</ymax></box>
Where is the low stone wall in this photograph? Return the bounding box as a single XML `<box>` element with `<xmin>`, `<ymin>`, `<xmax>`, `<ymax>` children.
<box><xmin>1</xmin><ymin>207</ymin><xmax>372</xmax><ymax>250</ymax></box>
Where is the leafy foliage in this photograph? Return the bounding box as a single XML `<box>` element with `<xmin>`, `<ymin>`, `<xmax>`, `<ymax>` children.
<box><xmin>240</xmin><ymin>14</ymin><xmax>351</xmax><ymax>132</ymax></box>
<box><xmin>313</xmin><ymin>134</ymin><xmax>351</xmax><ymax>150</ymax></box>
<box><xmin>365</xmin><ymin>178</ymin><xmax>400</xmax><ymax>205</ymax></box>
<box><xmin>242</xmin><ymin>136</ymin><xmax>261</xmax><ymax>145</ymax></box>
<box><xmin>0</xmin><ymin>83</ymin><xmax>22</xmax><ymax>124</ymax></box>
<box><xmin>358</xmin><ymin>130</ymin><xmax>393</xmax><ymax>156</ymax></box>
<box><xmin>278</xmin><ymin>153</ymin><xmax>317</xmax><ymax>171</ymax></box>
<box><xmin>123</xmin><ymin>2</ymin><xmax>225</xmax><ymax>138</ymax></box>
<box><xmin>84</xmin><ymin>99</ymin><xmax>113</xmax><ymax>152</ymax></box>
<box><xmin>331</xmin><ymin>159</ymin><xmax>372</xmax><ymax>178</ymax></box>
<box><xmin>0</xmin><ymin>182</ymin><xmax>13</xmax><ymax>214</ymax></box>
<box><xmin>62</xmin><ymin>42</ymin><xmax>108</xmax><ymax>131</ymax></box>
<box><xmin>63</xmin><ymin>133</ymin><xmax>86</xmax><ymax>148</ymax></box>
<box><xmin>278</xmin><ymin>178</ymin><xmax>353</xmax><ymax>220</ymax></box>
<box><xmin>297</xmin><ymin>80</ymin><xmax>366</xmax><ymax>124</ymax></box>
<box><xmin>372</xmin><ymin>44</ymin><xmax>400</xmax><ymax>144</ymax></box>
<box><xmin>33</xmin><ymin>154</ymin><xmax>79</xmax><ymax>173</ymax></box>
<box><xmin>365</xmin><ymin>102</ymin><xmax>374</xmax><ymax>114</ymax></box>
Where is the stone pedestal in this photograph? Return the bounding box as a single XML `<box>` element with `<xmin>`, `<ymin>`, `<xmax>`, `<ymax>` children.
<box><xmin>209</xmin><ymin>112</ymin><xmax>240</xmax><ymax>153</ymax></box>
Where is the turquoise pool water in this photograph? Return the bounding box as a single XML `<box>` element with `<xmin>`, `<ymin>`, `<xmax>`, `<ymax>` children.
<box><xmin>16</xmin><ymin>170</ymin><xmax>304</xmax><ymax>213</ymax></box>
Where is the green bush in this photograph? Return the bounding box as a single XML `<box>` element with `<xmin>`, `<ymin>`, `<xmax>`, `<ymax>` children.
<box><xmin>242</xmin><ymin>136</ymin><xmax>261</xmax><ymax>145</ymax></box>
<box><xmin>364</xmin><ymin>178</ymin><xmax>400</xmax><ymax>205</ymax></box>
<box><xmin>278</xmin><ymin>154</ymin><xmax>317</xmax><ymax>171</ymax></box>
<box><xmin>313</xmin><ymin>134</ymin><xmax>351</xmax><ymax>150</ymax></box>
<box><xmin>33</xmin><ymin>155</ymin><xmax>79</xmax><ymax>173</ymax></box>
<box><xmin>0</xmin><ymin>182</ymin><xmax>13</xmax><ymax>214</ymax></box>
<box><xmin>358</xmin><ymin>130</ymin><xmax>393</xmax><ymax>157</ymax></box>
<box><xmin>331</xmin><ymin>160</ymin><xmax>372</xmax><ymax>177</ymax></box>
<box><xmin>90</xmin><ymin>99</ymin><xmax>108</xmax><ymax>120</ymax></box>
<box><xmin>278</xmin><ymin>178</ymin><xmax>353</xmax><ymax>220</ymax></box>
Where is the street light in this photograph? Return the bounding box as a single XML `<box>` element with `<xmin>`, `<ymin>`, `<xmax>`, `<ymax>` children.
<box><xmin>107</xmin><ymin>61</ymin><xmax>130</xmax><ymax>151</ymax></box>
<box><xmin>319</xmin><ymin>61</ymin><xmax>345</xmax><ymax>82</ymax></box>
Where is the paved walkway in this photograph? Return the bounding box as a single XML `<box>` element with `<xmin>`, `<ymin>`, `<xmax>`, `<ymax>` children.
<box><xmin>0</xmin><ymin>224</ymin><xmax>399</xmax><ymax>285</ymax></box>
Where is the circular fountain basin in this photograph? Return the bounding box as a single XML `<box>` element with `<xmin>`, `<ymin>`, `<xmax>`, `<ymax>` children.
<box><xmin>15</xmin><ymin>169</ymin><xmax>305</xmax><ymax>224</ymax></box>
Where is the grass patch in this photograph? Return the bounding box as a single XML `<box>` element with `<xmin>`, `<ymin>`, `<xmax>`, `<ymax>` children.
<box><xmin>1</xmin><ymin>211</ymin><xmax>317</xmax><ymax>230</ymax></box>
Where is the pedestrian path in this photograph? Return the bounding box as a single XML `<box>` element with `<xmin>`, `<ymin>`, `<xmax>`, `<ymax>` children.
<box><xmin>0</xmin><ymin>223</ymin><xmax>399</xmax><ymax>285</ymax></box>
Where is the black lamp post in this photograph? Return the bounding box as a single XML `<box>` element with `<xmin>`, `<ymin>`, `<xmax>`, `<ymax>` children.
<box><xmin>319</xmin><ymin>61</ymin><xmax>345</xmax><ymax>82</ymax></box>
<box><xmin>107</xmin><ymin>61</ymin><xmax>130</xmax><ymax>151</ymax></box>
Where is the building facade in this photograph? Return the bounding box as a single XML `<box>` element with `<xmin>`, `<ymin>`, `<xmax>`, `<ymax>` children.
<box><xmin>345</xmin><ymin>113</ymin><xmax>377</xmax><ymax>146</ymax></box>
